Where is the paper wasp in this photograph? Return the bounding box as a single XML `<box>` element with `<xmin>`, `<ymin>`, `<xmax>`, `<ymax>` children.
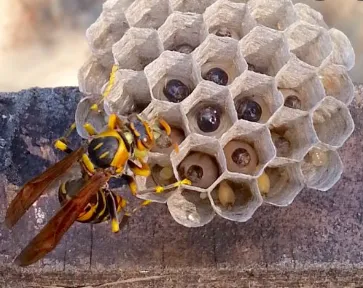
<box><xmin>5</xmin><ymin>109</ymin><xmax>190</xmax><ymax>267</ymax></box>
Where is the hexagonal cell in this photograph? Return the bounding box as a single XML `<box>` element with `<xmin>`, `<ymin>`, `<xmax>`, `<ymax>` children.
<box><xmin>318</xmin><ymin>64</ymin><xmax>354</xmax><ymax>105</ymax></box>
<box><xmin>158</xmin><ymin>12</ymin><xmax>208</xmax><ymax>54</ymax></box>
<box><xmin>192</xmin><ymin>34</ymin><xmax>247</xmax><ymax>85</ymax></box>
<box><xmin>78</xmin><ymin>56</ymin><xmax>112</xmax><ymax>95</ymax></box>
<box><xmin>75</xmin><ymin>96</ymin><xmax>108</xmax><ymax>139</ymax></box>
<box><xmin>144</xmin><ymin>51</ymin><xmax>201</xmax><ymax>105</ymax></box>
<box><xmin>239</xmin><ymin>26</ymin><xmax>290</xmax><ymax>76</ymax></box>
<box><xmin>301</xmin><ymin>147</ymin><xmax>343</xmax><ymax>191</ymax></box>
<box><xmin>230</xmin><ymin>71</ymin><xmax>283</xmax><ymax>124</ymax></box>
<box><xmin>208</xmin><ymin>175</ymin><xmax>262</xmax><ymax>222</ymax></box>
<box><xmin>263</xmin><ymin>163</ymin><xmax>304</xmax><ymax>206</ymax></box>
<box><xmin>326</xmin><ymin>28</ymin><xmax>355</xmax><ymax>71</ymax></box>
<box><xmin>167</xmin><ymin>188</ymin><xmax>215</xmax><ymax>227</ymax></box>
<box><xmin>247</xmin><ymin>0</ymin><xmax>297</xmax><ymax>31</ymax></box>
<box><xmin>269</xmin><ymin>107</ymin><xmax>317</xmax><ymax>164</ymax></box>
<box><xmin>276</xmin><ymin>55</ymin><xmax>325</xmax><ymax>111</ymax></box>
<box><xmin>170</xmin><ymin>0</ymin><xmax>217</xmax><ymax>13</ymax></box>
<box><xmin>103</xmin><ymin>69</ymin><xmax>151</xmax><ymax>116</ymax></box>
<box><xmin>220</xmin><ymin>121</ymin><xmax>276</xmax><ymax>177</ymax></box>
<box><xmin>204</xmin><ymin>0</ymin><xmax>256</xmax><ymax>40</ymax></box>
<box><xmin>312</xmin><ymin>97</ymin><xmax>355</xmax><ymax>149</ymax></box>
<box><xmin>294</xmin><ymin>3</ymin><xmax>328</xmax><ymax>29</ymax></box>
<box><xmin>112</xmin><ymin>28</ymin><xmax>163</xmax><ymax>71</ymax></box>
<box><xmin>86</xmin><ymin>5</ymin><xmax>129</xmax><ymax>67</ymax></box>
<box><xmin>145</xmin><ymin>103</ymin><xmax>188</xmax><ymax>155</ymax></box>
<box><xmin>285</xmin><ymin>21</ymin><xmax>332</xmax><ymax>67</ymax></box>
<box><xmin>125</xmin><ymin>0</ymin><xmax>171</xmax><ymax>29</ymax></box>
<box><xmin>181</xmin><ymin>81</ymin><xmax>237</xmax><ymax>138</ymax></box>
<box><xmin>171</xmin><ymin>134</ymin><xmax>226</xmax><ymax>189</ymax></box>
<box><xmin>135</xmin><ymin>154</ymin><xmax>178</xmax><ymax>203</ymax></box>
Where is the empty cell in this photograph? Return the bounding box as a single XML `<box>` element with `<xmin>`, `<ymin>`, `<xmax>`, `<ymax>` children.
<box><xmin>208</xmin><ymin>176</ymin><xmax>262</xmax><ymax>222</ymax></box>
<box><xmin>158</xmin><ymin>12</ymin><xmax>208</xmax><ymax>53</ymax></box>
<box><xmin>204</xmin><ymin>0</ymin><xmax>256</xmax><ymax>40</ymax></box>
<box><xmin>78</xmin><ymin>56</ymin><xmax>112</xmax><ymax>95</ymax></box>
<box><xmin>248</xmin><ymin>0</ymin><xmax>297</xmax><ymax>31</ymax></box>
<box><xmin>269</xmin><ymin>107</ymin><xmax>318</xmax><ymax>163</ymax></box>
<box><xmin>167</xmin><ymin>188</ymin><xmax>215</xmax><ymax>227</ymax></box>
<box><xmin>144</xmin><ymin>51</ymin><xmax>201</xmax><ymax>104</ymax></box>
<box><xmin>170</xmin><ymin>0</ymin><xmax>217</xmax><ymax>13</ymax></box>
<box><xmin>318</xmin><ymin>64</ymin><xmax>354</xmax><ymax>105</ymax></box>
<box><xmin>285</xmin><ymin>21</ymin><xmax>332</xmax><ymax>67</ymax></box>
<box><xmin>294</xmin><ymin>3</ymin><xmax>328</xmax><ymax>29</ymax></box>
<box><xmin>263</xmin><ymin>163</ymin><xmax>304</xmax><ymax>206</ymax></box>
<box><xmin>182</xmin><ymin>81</ymin><xmax>237</xmax><ymax>138</ymax></box>
<box><xmin>103</xmin><ymin>69</ymin><xmax>151</xmax><ymax>116</ymax></box>
<box><xmin>220</xmin><ymin>121</ymin><xmax>276</xmax><ymax>177</ymax></box>
<box><xmin>171</xmin><ymin>134</ymin><xmax>226</xmax><ymax>189</ymax></box>
<box><xmin>125</xmin><ymin>0</ymin><xmax>171</xmax><ymax>29</ymax></box>
<box><xmin>86</xmin><ymin>7</ymin><xmax>129</xmax><ymax>67</ymax></box>
<box><xmin>230</xmin><ymin>71</ymin><xmax>283</xmax><ymax>124</ymax></box>
<box><xmin>193</xmin><ymin>35</ymin><xmax>247</xmax><ymax>85</ymax></box>
<box><xmin>276</xmin><ymin>55</ymin><xmax>325</xmax><ymax>112</ymax></box>
<box><xmin>312</xmin><ymin>97</ymin><xmax>354</xmax><ymax>149</ymax></box>
<box><xmin>240</xmin><ymin>26</ymin><xmax>290</xmax><ymax>76</ymax></box>
<box><xmin>301</xmin><ymin>148</ymin><xmax>343</xmax><ymax>191</ymax></box>
<box><xmin>327</xmin><ymin>28</ymin><xmax>355</xmax><ymax>71</ymax></box>
<box><xmin>112</xmin><ymin>28</ymin><xmax>163</xmax><ymax>71</ymax></box>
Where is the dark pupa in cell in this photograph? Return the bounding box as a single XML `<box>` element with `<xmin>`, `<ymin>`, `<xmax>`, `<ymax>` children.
<box><xmin>178</xmin><ymin>152</ymin><xmax>219</xmax><ymax>188</ymax></box>
<box><xmin>203</xmin><ymin>67</ymin><xmax>228</xmax><ymax>86</ymax></box>
<box><xmin>163</xmin><ymin>79</ymin><xmax>191</xmax><ymax>103</ymax></box>
<box><xmin>224</xmin><ymin>140</ymin><xmax>258</xmax><ymax>174</ymax></box>
<box><xmin>236</xmin><ymin>98</ymin><xmax>262</xmax><ymax>122</ymax></box>
<box><xmin>196</xmin><ymin>105</ymin><xmax>222</xmax><ymax>133</ymax></box>
<box><xmin>271</xmin><ymin>132</ymin><xmax>291</xmax><ymax>157</ymax></box>
<box><xmin>174</xmin><ymin>44</ymin><xmax>194</xmax><ymax>54</ymax></box>
<box><xmin>284</xmin><ymin>95</ymin><xmax>302</xmax><ymax>109</ymax></box>
<box><xmin>215</xmin><ymin>27</ymin><xmax>232</xmax><ymax>37</ymax></box>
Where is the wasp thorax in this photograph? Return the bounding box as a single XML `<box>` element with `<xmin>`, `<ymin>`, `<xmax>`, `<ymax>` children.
<box><xmin>163</xmin><ymin>79</ymin><xmax>191</xmax><ymax>103</ymax></box>
<box><xmin>178</xmin><ymin>152</ymin><xmax>219</xmax><ymax>189</ymax></box>
<box><xmin>224</xmin><ymin>140</ymin><xmax>258</xmax><ymax>174</ymax></box>
<box><xmin>203</xmin><ymin>68</ymin><xmax>228</xmax><ymax>86</ymax></box>
<box><xmin>196</xmin><ymin>105</ymin><xmax>221</xmax><ymax>133</ymax></box>
<box><xmin>236</xmin><ymin>98</ymin><xmax>262</xmax><ymax>122</ymax></box>
<box><xmin>284</xmin><ymin>95</ymin><xmax>302</xmax><ymax>109</ymax></box>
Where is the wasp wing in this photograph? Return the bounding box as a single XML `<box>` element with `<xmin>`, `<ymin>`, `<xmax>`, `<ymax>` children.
<box><xmin>5</xmin><ymin>147</ymin><xmax>85</xmax><ymax>228</ymax></box>
<box><xmin>14</xmin><ymin>171</ymin><xmax>108</xmax><ymax>267</ymax></box>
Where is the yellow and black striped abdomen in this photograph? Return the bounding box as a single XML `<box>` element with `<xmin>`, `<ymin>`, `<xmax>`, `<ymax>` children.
<box><xmin>58</xmin><ymin>179</ymin><xmax>124</xmax><ymax>224</ymax></box>
<box><xmin>88</xmin><ymin>136</ymin><xmax>119</xmax><ymax>168</ymax></box>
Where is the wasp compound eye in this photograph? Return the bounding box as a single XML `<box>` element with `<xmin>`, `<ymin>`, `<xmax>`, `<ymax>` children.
<box><xmin>196</xmin><ymin>106</ymin><xmax>221</xmax><ymax>133</ymax></box>
<box><xmin>236</xmin><ymin>98</ymin><xmax>262</xmax><ymax>122</ymax></box>
<box><xmin>204</xmin><ymin>68</ymin><xmax>228</xmax><ymax>86</ymax></box>
<box><xmin>163</xmin><ymin>79</ymin><xmax>191</xmax><ymax>103</ymax></box>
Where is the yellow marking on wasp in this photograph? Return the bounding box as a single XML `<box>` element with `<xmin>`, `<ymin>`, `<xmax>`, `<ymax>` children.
<box><xmin>93</xmin><ymin>142</ymin><xmax>104</xmax><ymax>151</ymax></box>
<box><xmin>103</xmin><ymin>65</ymin><xmax>118</xmax><ymax>98</ymax></box>
<box><xmin>111</xmin><ymin>218</ymin><xmax>120</xmax><ymax>233</ymax></box>
<box><xmin>60</xmin><ymin>183</ymin><xmax>67</xmax><ymax>195</ymax></box>
<box><xmin>84</xmin><ymin>123</ymin><xmax>97</xmax><ymax>136</ymax></box>
<box><xmin>99</xmin><ymin>151</ymin><xmax>110</xmax><ymax>159</ymax></box>
<box><xmin>90</xmin><ymin>104</ymin><xmax>99</xmax><ymax>111</ymax></box>
<box><xmin>121</xmin><ymin>198</ymin><xmax>127</xmax><ymax>208</ymax></box>
<box><xmin>54</xmin><ymin>140</ymin><xmax>68</xmax><ymax>151</ymax></box>
<box><xmin>134</xmin><ymin>148</ymin><xmax>147</xmax><ymax>159</ymax></box>
<box><xmin>159</xmin><ymin>118</ymin><xmax>171</xmax><ymax>135</ymax></box>
<box><xmin>155</xmin><ymin>186</ymin><xmax>164</xmax><ymax>194</ymax></box>
<box><xmin>180</xmin><ymin>179</ymin><xmax>192</xmax><ymax>186</ymax></box>
<box><xmin>129</xmin><ymin>181</ymin><xmax>138</xmax><ymax>196</ymax></box>
<box><xmin>78</xmin><ymin>203</ymin><xmax>97</xmax><ymax>222</ymax></box>
<box><xmin>82</xmin><ymin>154</ymin><xmax>95</xmax><ymax>173</ymax></box>
<box><xmin>141</xmin><ymin>200</ymin><xmax>152</xmax><ymax>206</ymax></box>
<box><xmin>108</xmin><ymin>114</ymin><xmax>118</xmax><ymax>130</ymax></box>
<box><xmin>70</xmin><ymin>123</ymin><xmax>76</xmax><ymax>130</ymax></box>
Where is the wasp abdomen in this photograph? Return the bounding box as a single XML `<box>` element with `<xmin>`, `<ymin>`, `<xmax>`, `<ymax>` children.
<box><xmin>88</xmin><ymin>136</ymin><xmax>119</xmax><ymax>168</ymax></box>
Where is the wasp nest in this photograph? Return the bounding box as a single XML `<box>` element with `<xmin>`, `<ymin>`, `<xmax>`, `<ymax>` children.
<box><xmin>77</xmin><ymin>0</ymin><xmax>355</xmax><ymax>227</ymax></box>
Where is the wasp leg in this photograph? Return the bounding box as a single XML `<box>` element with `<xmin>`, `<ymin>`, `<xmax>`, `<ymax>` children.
<box><xmin>102</xmin><ymin>65</ymin><xmax>118</xmax><ymax>99</ymax></box>
<box><xmin>108</xmin><ymin>113</ymin><xmax>125</xmax><ymax>131</ymax></box>
<box><xmin>128</xmin><ymin>159</ymin><xmax>151</xmax><ymax>177</ymax></box>
<box><xmin>122</xmin><ymin>174</ymin><xmax>138</xmax><ymax>196</ymax></box>
<box><xmin>158</xmin><ymin>117</ymin><xmax>171</xmax><ymax>136</ymax></box>
<box><xmin>137</xmin><ymin>178</ymin><xmax>192</xmax><ymax>196</ymax></box>
<box><xmin>83</xmin><ymin>123</ymin><xmax>97</xmax><ymax>136</ymax></box>
<box><xmin>53</xmin><ymin>122</ymin><xmax>77</xmax><ymax>153</ymax></box>
<box><xmin>105</xmin><ymin>189</ymin><xmax>120</xmax><ymax>233</ymax></box>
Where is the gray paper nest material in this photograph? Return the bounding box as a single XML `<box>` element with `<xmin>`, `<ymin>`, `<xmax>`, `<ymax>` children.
<box><xmin>77</xmin><ymin>0</ymin><xmax>356</xmax><ymax>226</ymax></box>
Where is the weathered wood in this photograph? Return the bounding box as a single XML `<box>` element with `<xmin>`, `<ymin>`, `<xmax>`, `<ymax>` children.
<box><xmin>0</xmin><ymin>86</ymin><xmax>363</xmax><ymax>287</ymax></box>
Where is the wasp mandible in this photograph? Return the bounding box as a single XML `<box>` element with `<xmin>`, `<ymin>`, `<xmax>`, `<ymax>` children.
<box><xmin>5</xmin><ymin>108</ymin><xmax>190</xmax><ymax>267</ymax></box>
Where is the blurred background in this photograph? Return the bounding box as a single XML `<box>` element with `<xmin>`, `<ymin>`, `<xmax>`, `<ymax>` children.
<box><xmin>0</xmin><ymin>0</ymin><xmax>362</xmax><ymax>92</ymax></box>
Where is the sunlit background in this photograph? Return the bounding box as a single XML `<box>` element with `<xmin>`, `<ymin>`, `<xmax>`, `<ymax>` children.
<box><xmin>0</xmin><ymin>0</ymin><xmax>362</xmax><ymax>92</ymax></box>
